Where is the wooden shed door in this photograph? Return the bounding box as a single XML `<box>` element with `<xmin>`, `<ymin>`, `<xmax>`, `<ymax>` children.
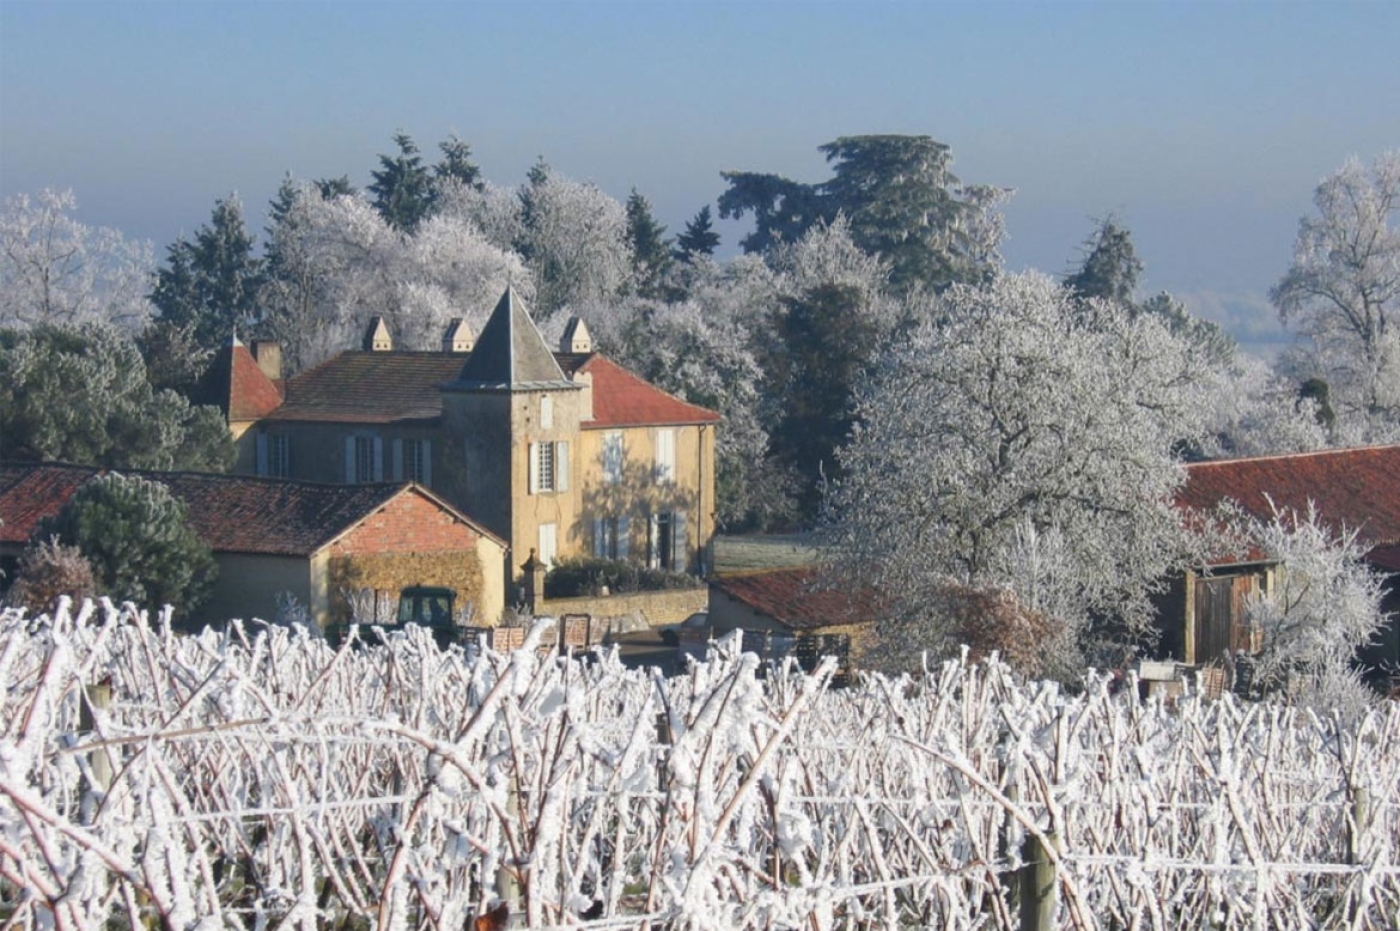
<box><xmin>1194</xmin><ymin>575</ymin><xmax>1259</xmax><ymax>663</ymax></box>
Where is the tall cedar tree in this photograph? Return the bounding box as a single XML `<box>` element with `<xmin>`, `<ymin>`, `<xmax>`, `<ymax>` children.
<box><xmin>674</xmin><ymin>205</ymin><xmax>721</xmax><ymax>262</ymax></box>
<box><xmin>151</xmin><ymin>196</ymin><xmax>263</xmax><ymax>355</ymax></box>
<box><xmin>625</xmin><ymin>189</ymin><xmax>672</xmax><ymax>298</ymax></box>
<box><xmin>35</xmin><ymin>473</ymin><xmax>217</xmax><ymax>618</ymax></box>
<box><xmin>720</xmin><ymin>135</ymin><xmax>995</xmax><ymax>292</ymax></box>
<box><xmin>1064</xmin><ymin>218</ymin><xmax>1142</xmax><ymax>306</ymax></box>
<box><xmin>369</xmin><ymin>133</ymin><xmax>434</xmax><ymax>232</ymax></box>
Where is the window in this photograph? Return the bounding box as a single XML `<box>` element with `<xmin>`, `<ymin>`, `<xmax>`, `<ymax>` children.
<box><xmin>592</xmin><ymin>516</ymin><xmax>630</xmax><ymax>560</ymax></box>
<box><xmin>538</xmin><ymin>522</ymin><xmax>558</xmax><ymax>566</ymax></box>
<box><xmin>529</xmin><ymin>441</ymin><xmax>570</xmax><ymax>494</ymax></box>
<box><xmin>256</xmin><ymin>433</ymin><xmax>290</xmax><ymax>478</ymax></box>
<box><xmin>345</xmin><ymin>435</ymin><xmax>383</xmax><ymax>484</ymax></box>
<box><xmin>537</xmin><ymin>441</ymin><xmax>556</xmax><ymax>492</ymax></box>
<box><xmin>603</xmin><ymin>431</ymin><xmax>624</xmax><ymax>485</ymax></box>
<box><xmin>648</xmin><ymin>510</ymin><xmax>687</xmax><ymax>571</ymax></box>
<box><xmin>654</xmin><ymin>428</ymin><xmax>675</xmax><ymax>484</ymax></box>
<box><xmin>393</xmin><ymin>438</ymin><xmax>432</xmax><ymax>485</ymax></box>
<box><xmin>540</xmin><ymin>395</ymin><xmax>553</xmax><ymax>430</ymax></box>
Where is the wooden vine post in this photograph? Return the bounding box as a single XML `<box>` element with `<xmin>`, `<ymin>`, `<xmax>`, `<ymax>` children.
<box><xmin>1019</xmin><ymin>831</ymin><xmax>1057</xmax><ymax>931</ymax></box>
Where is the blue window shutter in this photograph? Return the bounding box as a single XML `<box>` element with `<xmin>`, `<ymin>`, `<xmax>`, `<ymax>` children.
<box><xmin>344</xmin><ymin>436</ymin><xmax>356</xmax><ymax>483</ymax></box>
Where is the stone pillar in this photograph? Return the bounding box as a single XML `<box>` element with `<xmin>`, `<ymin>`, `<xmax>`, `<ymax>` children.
<box><xmin>521</xmin><ymin>548</ymin><xmax>547</xmax><ymax>616</ymax></box>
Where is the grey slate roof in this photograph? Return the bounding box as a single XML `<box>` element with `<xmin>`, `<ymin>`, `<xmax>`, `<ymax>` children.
<box><xmin>450</xmin><ymin>287</ymin><xmax>576</xmax><ymax>390</ymax></box>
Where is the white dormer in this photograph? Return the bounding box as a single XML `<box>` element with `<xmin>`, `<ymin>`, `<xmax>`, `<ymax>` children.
<box><xmin>442</xmin><ymin>318</ymin><xmax>475</xmax><ymax>353</ymax></box>
<box><xmin>560</xmin><ymin>316</ymin><xmax>593</xmax><ymax>353</ymax></box>
<box><xmin>363</xmin><ymin>316</ymin><xmax>393</xmax><ymax>352</ymax></box>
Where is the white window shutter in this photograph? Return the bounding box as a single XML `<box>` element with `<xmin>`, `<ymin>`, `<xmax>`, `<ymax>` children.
<box><xmin>528</xmin><ymin>442</ymin><xmax>539</xmax><ymax>494</ymax></box>
<box><xmin>421</xmin><ymin>440</ymin><xmax>432</xmax><ymax>488</ymax></box>
<box><xmin>255</xmin><ymin>433</ymin><xmax>269</xmax><ymax>476</ymax></box>
<box><xmin>540</xmin><ymin>395</ymin><xmax>553</xmax><ymax>430</ymax></box>
<box><xmin>392</xmin><ymin>439</ymin><xmax>404</xmax><ymax>481</ymax></box>
<box><xmin>648</xmin><ymin>513</ymin><xmax>659</xmax><ymax>569</ymax></box>
<box><xmin>344</xmin><ymin>436</ymin><xmax>357</xmax><ymax>483</ymax></box>
<box><xmin>655</xmin><ymin>429</ymin><xmax>674</xmax><ymax>483</ymax></box>
<box><xmin>673</xmin><ymin>511</ymin><xmax>687</xmax><ymax>571</ymax></box>
<box><xmin>372</xmin><ymin>437</ymin><xmax>384</xmax><ymax>481</ymax></box>
<box><xmin>617</xmin><ymin>516</ymin><xmax>630</xmax><ymax>559</ymax></box>
<box><xmin>593</xmin><ymin>518</ymin><xmax>606</xmax><ymax>558</ymax></box>
<box><xmin>556</xmin><ymin>441</ymin><xmax>570</xmax><ymax>491</ymax></box>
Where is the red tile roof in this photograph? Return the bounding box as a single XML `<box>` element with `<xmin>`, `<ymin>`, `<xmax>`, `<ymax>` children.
<box><xmin>572</xmin><ymin>355</ymin><xmax>720</xmax><ymax>429</ymax></box>
<box><xmin>0</xmin><ymin>463</ymin><xmax>498</xmax><ymax>556</ymax></box>
<box><xmin>711</xmin><ymin>567</ymin><xmax>878</xmax><ymax>631</ymax></box>
<box><xmin>1179</xmin><ymin>445</ymin><xmax>1400</xmax><ymax>563</ymax></box>
<box><xmin>260</xmin><ymin>349</ymin><xmax>719</xmax><ymax>429</ymax></box>
<box><xmin>194</xmin><ymin>341</ymin><xmax>284</xmax><ymax>422</ymax></box>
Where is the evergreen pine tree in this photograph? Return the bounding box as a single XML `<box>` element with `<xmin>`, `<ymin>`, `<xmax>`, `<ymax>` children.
<box><xmin>625</xmin><ymin>188</ymin><xmax>672</xmax><ymax>297</ymax></box>
<box><xmin>369</xmin><ymin>132</ymin><xmax>433</xmax><ymax>232</ymax></box>
<box><xmin>1064</xmin><ymin>219</ymin><xmax>1142</xmax><ymax>306</ymax></box>
<box><xmin>435</xmin><ymin>134</ymin><xmax>483</xmax><ymax>193</ymax></box>
<box><xmin>151</xmin><ymin>195</ymin><xmax>262</xmax><ymax>354</ymax></box>
<box><xmin>674</xmin><ymin>204</ymin><xmax>721</xmax><ymax>262</ymax></box>
<box><xmin>35</xmin><ymin>473</ymin><xmax>217</xmax><ymax>617</ymax></box>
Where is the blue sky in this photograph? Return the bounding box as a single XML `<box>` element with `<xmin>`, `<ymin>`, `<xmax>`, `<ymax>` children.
<box><xmin>2</xmin><ymin>1</ymin><xmax>1397</xmax><ymax>352</ymax></box>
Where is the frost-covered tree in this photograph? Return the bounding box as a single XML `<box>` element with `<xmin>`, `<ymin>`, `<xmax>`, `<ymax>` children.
<box><xmin>1196</xmin><ymin>355</ymin><xmax>1332</xmax><ymax>458</ymax></box>
<box><xmin>0</xmin><ymin>189</ymin><xmax>154</xmax><ymax>333</ymax></box>
<box><xmin>35</xmin><ymin>473</ymin><xmax>216</xmax><ymax>617</ymax></box>
<box><xmin>261</xmin><ymin>182</ymin><xmax>531</xmax><ymax>372</ymax></box>
<box><xmin>1232</xmin><ymin>501</ymin><xmax>1386</xmax><ymax>713</ymax></box>
<box><xmin>826</xmin><ymin>272</ymin><xmax>1212</xmax><ymax>664</ymax></box>
<box><xmin>0</xmin><ymin>324</ymin><xmax>234</xmax><ymax>471</ymax></box>
<box><xmin>151</xmin><ymin>195</ymin><xmax>264</xmax><ymax>354</ymax></box>
<box><xmin>1272</xmin><ymin>152</ymin><xmax>1400</xmax><ymax>432</ymax></box>
<box><xmin>516</xmin><ymin>163</ymin><xmax>633</xmax><ymax>317</ymax></box>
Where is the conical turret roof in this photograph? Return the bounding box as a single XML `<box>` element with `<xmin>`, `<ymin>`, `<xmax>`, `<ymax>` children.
<box><xmin>451</xmin><ymin>287</ymin><xmax>575</xmax><ymax>390</ymax></box>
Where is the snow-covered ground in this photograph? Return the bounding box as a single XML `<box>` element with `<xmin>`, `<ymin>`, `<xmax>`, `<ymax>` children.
<box><xmin>2</xmin><ymin>599</ymin><xmax>1396</xmax><ymax>929</ymax></box>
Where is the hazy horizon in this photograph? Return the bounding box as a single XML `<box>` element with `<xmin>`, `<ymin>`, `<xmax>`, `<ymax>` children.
<box><xmin>3</xmin><ymin>1</ymin><xmax>1397</xmax><ymax>356</ymax></box>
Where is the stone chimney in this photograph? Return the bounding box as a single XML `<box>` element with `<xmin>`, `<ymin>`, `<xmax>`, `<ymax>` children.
<box><xmin>560</xmin><ymin>316</ymin><xmax>593</xmax><ymax>353</ymax></box>
<box><xmin>572</xmin><ymin>369</ymin><xmax>593</xmax><ymax>421</ymax></box>
<box><xmin>363</xmin><ymin>316</ymin><xmax>393</xmax><ymax>352</ymax></box>
<box><xmin>442</xmin><ymin>318</ymin><xmax>475</xmax><ymax>353</ymax></box>
<box><xmin>250</xmin><ymin>341</ymin><xmax>282</xmax><ymax>381</ymax></box>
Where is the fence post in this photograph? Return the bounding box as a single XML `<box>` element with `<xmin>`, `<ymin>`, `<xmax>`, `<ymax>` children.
<box><xmin>496</xmin><ymin>773</ymin><xmax>522</xmax><ymax>918</ymax></box>
<box><xmin>1347</xmin><ymin>785</ymin><xmax>1370</xmax><ymax>866</ymax></box>
<box><xmin>1019</xmin><ymin>831</ymin><xmax>1057</xmax><ymax>931</ymax></box>
<box><xmin>81</xmin><ymin>679</ymin><xmax>112</xmax><ymax>794</ymax></box>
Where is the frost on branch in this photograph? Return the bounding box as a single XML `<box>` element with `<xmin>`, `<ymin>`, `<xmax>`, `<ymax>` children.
<box><xmin>1</xmin><ymin>600</ymin><xmax>1395</xmax><ymax>930</ymax></box>
<box><xmin>1224</xmin><ymin>499</ymin><xmax>1388</xmax><ymax>713</ymax></box>
<box><xmin>827</xmin><ymin>271</ymin><xmax>1212</xmax><ymax>668</ymax></box>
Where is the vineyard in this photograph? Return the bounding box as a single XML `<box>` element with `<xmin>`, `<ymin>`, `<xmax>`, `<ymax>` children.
<box><xmin>1</xmin><ymin>599</ymin><xmax>1397</xmax><ymax>930</ymax></box>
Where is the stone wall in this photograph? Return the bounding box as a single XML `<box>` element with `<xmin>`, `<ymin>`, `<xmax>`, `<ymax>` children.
<box><xmin>541</xmin><ymin>586</ymin><xmax>707</xmax><ymax>631</ymax></box>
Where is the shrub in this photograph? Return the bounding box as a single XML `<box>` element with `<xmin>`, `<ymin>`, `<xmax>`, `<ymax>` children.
<box><xmin>7</xmin><ymin>537</ymin><xmax>98</xmax><ymax>613</ymax></box>
<box><xmin>35</xmin><ymin>472</ymin><xmax>216</xmax><ymax>617</ymax></box>
<box><xmin>544</xmin><ymin>557</ymin><xmax>698</xmax><ymax>599</ymax></box>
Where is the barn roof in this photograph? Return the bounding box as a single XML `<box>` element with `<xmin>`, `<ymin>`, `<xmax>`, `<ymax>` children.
<box><xmin>0</xmin><ymin>462</ymin><xmax>500</xmax><ymax>557</ymax></box>
<box><xmin>710</xmin><ymin>567</ymin><xmax>878</xmax><ymax>632</ymax></box>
